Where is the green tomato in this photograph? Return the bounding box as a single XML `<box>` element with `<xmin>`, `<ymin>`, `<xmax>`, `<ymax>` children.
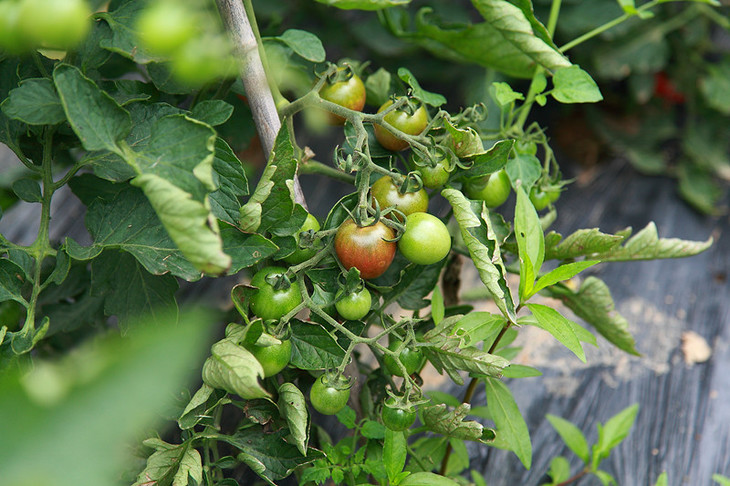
<box><xmin>18</xmin><ymin>0</ymin><xmax>91</xmax><ymax>49</ymax></box>
<box><xmin>310</xmin><ymin>374</ymin><xmax>350</xmax><ymax>415</ymax></box>
<box><xmin>371</xmin><ymin>175</ymin><xmax>428</xmax><ymax>220</ymax></box>
<box><xmin>464</xmin><ymin>169</ymin><xmax>511</xmax><ymax>208</ymax></box>
<box><xmin>244</xmin><ymin>339</ymin><xmax>291</xmax><ymax>377</ymax></box>
<box><xmin>249</xmin><ymin>266</ymin><xmax>302</xmax><ymax>321</ymax></box>
<box><xmin>398</xmin><ymin>212</ymin><xmax>451</xmax><ymax>266</ymax></box>
<box><xmin>374</xmin><ymin>98</ymin><xmax>428</xmax><ymax>152</ymax></box>
<box><xmin>335</xmin><ymin>287</ymin><xmax>372</xmax><ymax>321</ymax></box>
<box><xmin>416</xmin><ymin>159</ymin><xmax>450</xmax><ymax>190</ymax></box>
<box><xmin>529</xmin><ymin>186</ymin><xmax>561</xmax><ymax>211</ymax></box>
<box><xmin>383</xmin><ymin>337</ymin><xmax>425</xmax><ymax>377</ymax></box>
<box><xmin>284</xmin><ymin>213</ymin><xmax>321</xmax><ymax>265</ymax></box>
<box><xmin>381</xmin><ymin>398</ymin><xmax>417</xmax><ymax>431</ymax></box>
<box><xmin>0</xmin><ymin>2</ymin><xmax>29</xmax><ymax>54</ymax></box>
<box><xmin>136</xmin><ymin>1</ymin><xmax>196</xmax><ymax>55</ymax></box>
<box><xmin>319</xmin><ymin>70</ymin><xmax>366</xmax><ymax>125</ymax></box>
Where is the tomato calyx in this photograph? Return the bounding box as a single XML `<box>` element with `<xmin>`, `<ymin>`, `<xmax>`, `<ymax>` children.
<box><xmin>261</xmin><ymin>271</ymin><xmax>295</xmax><ymax>292</ymax></box>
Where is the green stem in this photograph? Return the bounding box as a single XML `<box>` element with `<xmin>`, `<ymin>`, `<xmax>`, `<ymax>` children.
<box><xmin>547</xmin><ymin>0</ymin><xmax>562</xmax><ymax>37</ymax></box>
<box><xmin>299</xmin><ymin>159</ymin><xmax>355</xmax><ymax>184</ymax></box>
<box><xmin>22</xmin><ymin>128</ymin><xmax>57</xmax><ymax>337</ymax></box>
<box><xmin>560</xmin><ymin>0</ymin><xmax>661</xmax><ymax>52</ymax></box>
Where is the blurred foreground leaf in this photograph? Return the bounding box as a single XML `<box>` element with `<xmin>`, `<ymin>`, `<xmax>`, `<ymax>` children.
<box><xmin>0</xmin><ymin>308</ymin><xmax>213</xmax><ymax>486</ymax></box>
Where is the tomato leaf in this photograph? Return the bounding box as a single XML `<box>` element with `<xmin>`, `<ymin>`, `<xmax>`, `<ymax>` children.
<box><xmin>443</xmin><ymin>188</ymin><xmax>516</xmax><ymax>322</ymax></box>
<box><xmin>216</xmin><ymin>427</ymin><xmax>323</xmax><ymax>483</ymax></box>
<box><xmin>0</xmin><ymin>78</ymin><xmax>66</xmax><ymax>125</ymax></box>
<box><xmin>530</xmin><ymin>260</ymin><xmax>600</xmax><ymax>297</ymax></box>
<box><xmin>277</xmin><ymin>29</ymin><xmax>326</xmax><ymax>63</ymax></box>
<box><xmin>178</xmin><ymin>384</ymin><xmax>228</xmax><ymax>430</ymax></box>
<box><xmin>449</xmin><ymin>312</ymin><xmax>506</xmax><ymax>347</ymax></box>
<box><xmin>190</xmin><ymin>100</ymin><xmax>234</xmax><ymax>126</ymax></box>
<box><xmin>278</xmin><ymin>383</ymin><xmax>310</xmax><ymax>456</ymax></box>
<box><xmin>484</xmin><ymin>378</ymin><xmax>532</xmax><ymax>469</ymax></box>
<box><xmin>594</xmin><ymin>403</ymin><xmax>639</xmax><ymax>461</ymax></box>
<box><xmin>131</xmin><ymin>440</ymin><xmax>203</xmax><ymax>486</ymax></box>
<box><xmin>90</xmin><ymin>250</ymin><xmax>179</xmax><ymax>334</ymax></box>
<box><xmin>460</xmin><ymin>139</ymin><xmax>514</xmax><ymax>179</ymax></box>
<box><xmin>383</xmin><ymin>429</ymin><xmax>407</xmax><ymax>484</ymax></box>
<box><xmin>421</xmin><ymin>403</ymin><xmax>495</xmax><ymax>443</ymax></box>
<box><xmin>131</xmin><ymin>173</ymin><xmax>231</xmax><ymax>275</ymax></box>
<box><xmin>0</xmin><ymin>309</ymin><xmax>211</xmax><ymax>486</ymax></box>
<box><xmin>546</xmin><ymin>414</ymin><xmax>590</xmax><ymax>463</ymax></box>
<box><xmin>397</xmin><ymin>67</ymin><xmax>446</xmax><ymax>107</ymax></box>
<box><xmin>545</xmin><ymin>228</ymin><xmax>624</xmax><ymax>260</ymax></box>
<box><xmin>551</xmin><ymin>66</ymin><xmax>603</xmax><ymax>104</ymax></box>
<box><xmin>289</xmin><ymin>320</ymin><xmax>346</xmax><ymax>370</ymax></box>
<box><xmin>547</xmin><ymin>456</ymin><xmax>571</xmax><ymax>483</ymax></box>
<box><xmin>526</xmin><ymin>303</ymin><xmax>586</xmax><ymax>362</ymax></box>
<box><xmin>423</xmin><ymin>335</ymin><xmax>510</xmax><ymax>384</ymax></box>
<box><xmin>548</xmin><ymin>277</ymin><xmax>640</xmax><ymax>356</ymax></box>
<box><xmin>202</xmin><ymin>339</ymin><xmax>270</xmax><ymax>400</ymax></box>
<box><xmin>505</xmin><ymin>153</ymin><xmax>541</xmax><ymax>192</ymax></box>
<box><xmin>400</xmin><ymin>472</ymin><xmax>462</xmax><ymax>486</ymax></box>
<box><xmin>239</xmin><ymin>124</ymin><xmax>298</xmax><ymax>234</ymax></box>
<box><xmin>472</xmin><ymin>0</ymin><xmax>571</xmax><ymax>72</ymax></box>
<box><xmin>431</xmin><ymin>286</ymin><xmax>444</xmax><ymax>326</ymax></box>
<box><xmin>588</xmin><ymin>222</ymin><xmax>713</xmax><ymax>261</ymax></box>
<box><xmin>53</xmin><ymin>64</ymin><xmax>131</xmax><ymax>153</ymax></box>
<box><xmin>66</xmin><ymin>179</ymin><xmax>202</xmax><ymax>282</ymax></box>
<box><xmin>514</xmin><ymin>186</ymin><xmax>544</xmax><ymax>303</ymax></box>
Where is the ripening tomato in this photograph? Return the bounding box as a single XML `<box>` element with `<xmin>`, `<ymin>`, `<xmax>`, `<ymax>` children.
<box><xmin>373</xmin><ymin>98</ymin><xmax>428</xmax><ymax>152</ymax></box>
<box><xmin>371</xmin><ymin>175</ymin><xmax>428</xmax><ymax>220</ymax></box>
<box><xmin>319</xmin><ymin>70</ymin><xmax>366</xmax><ymax>125</ymax></box>
<box><xmin>334</xmin><ymin>219</ymin><xmax>396</xmax><ymax>280</ymax></box>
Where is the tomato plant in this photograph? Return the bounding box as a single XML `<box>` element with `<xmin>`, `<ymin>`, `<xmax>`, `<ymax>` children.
<box><xmin>0</xmin><ymin>1</ymin><xmax>718</xmax><ymax>485</ymax></box>
<box><xmin>309</xmin><ymin>373</ymin><xmax>350</xmax><ymax>415</ymax></box>
<box><xmin>371</xmin><ymin>174</ymin><xmax>428</xmax><ymax>219</ymax></box>
<box><xmin>373</xmin><ymin>98</ymin><xmax>429</xmax><ymax>151</ymax></box>
<box><xmin>464</xmin><ymin>169</ymin><xmax>512</xmax><ymax>208</ymax></box>
<box><xmin>398</xmin><ymin>212</ymin><xmax>451</xmax><ymax>266</ymax></box>
<box><xmin>335</xmin><ymin>287</ymin><xmax>372</xmax><ymax>321</ymax></box>
<box><xmin>244</xmin><ymin>338</ymin><xmax>291</xmax><ymax>377</ymax></box>
<box><xmin>381</xmin><ymin>398</ymin><xmax>417</xmax><ymax>431</ymax></box>
<box><xmin>249</xmin><ymin>266</ymin><xmax>302</xmax><ymax>321</ymax></box>
<box><xmin>334</xmin><ymin>218</ymin><xmax>396</xmax><ymax>279</ymax></box>
<box><xmin>319</xmin><ymin>68</ymin><xmax>366</xmax><ymax>125</ymax></box>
